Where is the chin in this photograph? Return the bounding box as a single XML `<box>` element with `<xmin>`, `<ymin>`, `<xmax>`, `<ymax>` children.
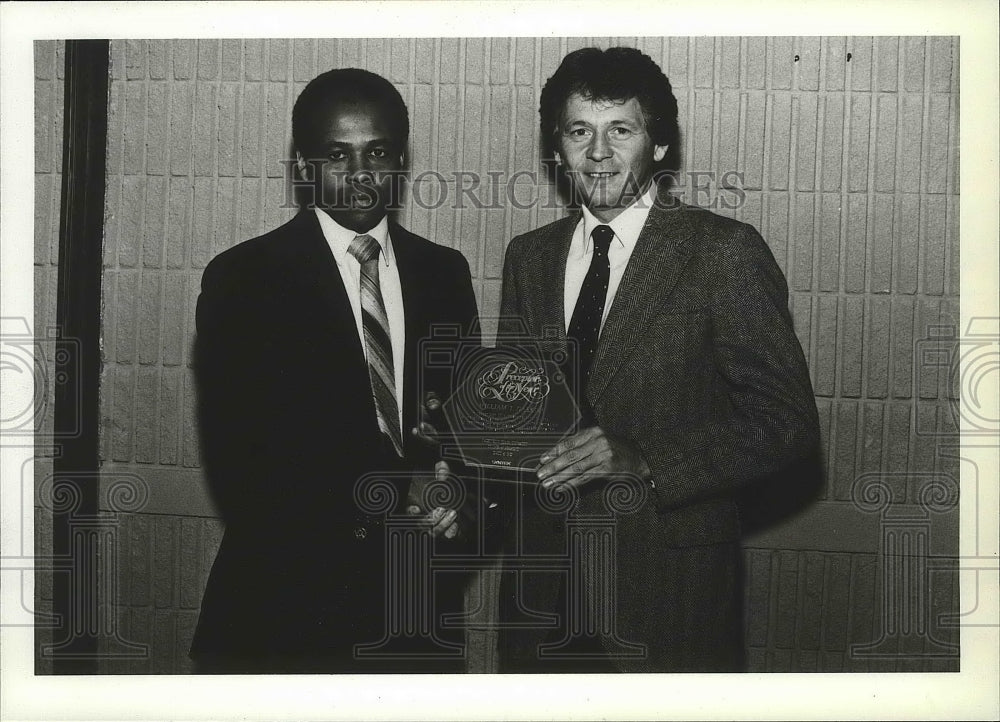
<box><xmin>573</xmin><ymin>183</ymin><xmax>629</xmax><ymax>210</ymax></box>
<box><xmin>325</xmin><ymin>208</ymin><xmax>387</xmax><ymax>233</ymax></box>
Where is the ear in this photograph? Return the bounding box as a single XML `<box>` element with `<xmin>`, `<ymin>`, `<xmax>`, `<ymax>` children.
<box><xmin>653</xmin><ymin>144</ymin><xmax>669</xmax><ymax>163</ymax></box>
<box><xmin>295</xmin><ymin>151</ymin><xmax>311</xmax><ymax>181</ymax></box>
<box><xmin>554</xmin><ymin>151</ymin><xmax>563</xmax><ymax>165</ymax></box>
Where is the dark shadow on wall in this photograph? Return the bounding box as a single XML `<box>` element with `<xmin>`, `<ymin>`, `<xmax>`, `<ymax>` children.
<box><xmin>737</xmin><ymin>447</ymin><xmax>825</xmax><ymax>537</ymax></box>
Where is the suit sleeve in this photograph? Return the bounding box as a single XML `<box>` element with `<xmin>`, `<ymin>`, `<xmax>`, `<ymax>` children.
<box><xmin>498</xmin><ymin>238</ymin><xmax>524</xmax><ymax>340</ymax></box>
<box><xmin>194</xmin><ymin>255</ymin><xmax>275</xmax><ymax>528</ymax></box>
<box><xmin>454</xmin><ymin>251</ymin><xmax>480</xmax><ymax>346</ymax></box>
<box><xmin>426</xmin><ymin>249</ymin><xmax>481</xmax><ymax>451</ymax></box>
<box><xmin>419</xmin><ymin>249</ymin><xmax>488</xmax><ymax>547</ymax></box>
<box><xmin>417</xmin><ymin>250</ymin><xmax>480</xmax><ymax>411</ymax></box>
<box><xmin>640</xmin><ymin>224</ymin><xmax>820</xmax><ymax>512</ymax></box>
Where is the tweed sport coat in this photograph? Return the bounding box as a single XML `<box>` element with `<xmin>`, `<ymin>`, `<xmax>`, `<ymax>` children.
<box><xmin>496</xmin><ymin>192</ymin><xmax>820</xmax><ymax>672</ymax></box>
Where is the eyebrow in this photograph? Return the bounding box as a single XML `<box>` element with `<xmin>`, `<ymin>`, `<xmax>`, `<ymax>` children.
<box><xmin>325</xmin><ymin>138</ymin><xmax>396</xmax><ymax>145</ymax></box>
<box><xmin>322</xmin><ymin>138</ymin><xmax>397</xmax><ymax>148</ymax></box>
<box><xmin>563</xmin><ymin>118</ymin><xmax>643</xmax><ymax>127</ymax></box>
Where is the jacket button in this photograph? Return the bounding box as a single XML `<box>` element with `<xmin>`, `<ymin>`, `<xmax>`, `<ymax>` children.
<box><xmin>353</xmin><ymin>526</ymin><xmax>367</xmax><ymax>540</ymax></box>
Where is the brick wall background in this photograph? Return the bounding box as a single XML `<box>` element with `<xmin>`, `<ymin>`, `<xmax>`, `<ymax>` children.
<box><xmin>33</xmin><ymin>39</ymin><xmax>65</xmax><ymax>675</ymax></box>
<box><xmin>34</xmin><ymin>36</ymin><xmax>961</xmax><ymax>674</ymax></box>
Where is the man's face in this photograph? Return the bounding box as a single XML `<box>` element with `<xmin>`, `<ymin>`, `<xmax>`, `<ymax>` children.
<box><xmin>555</xmin><ymin>93</ymin><xmax>668</xmax><ymax>222</ymax></box>
<box><xmin>297</xmin><ymin>98</ymin><xmax>405</xmax><ymax>233</ymax></box>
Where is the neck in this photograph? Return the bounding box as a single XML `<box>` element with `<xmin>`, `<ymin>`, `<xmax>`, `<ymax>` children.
<box><xmin>589</xmin><ymin>205</ymin><xmax>625</xmax><ymax>223</ymax></box>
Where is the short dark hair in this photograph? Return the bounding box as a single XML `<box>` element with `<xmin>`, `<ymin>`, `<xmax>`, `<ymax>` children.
<box><xmin>539</xmin><ymin>46</ymin><xmax>679</xmax><ymax>160</ymax></box>
<box><xmin>292</xmin><ymin>68</ymin><xmax>409</xmax><ymax>156</ymax></box>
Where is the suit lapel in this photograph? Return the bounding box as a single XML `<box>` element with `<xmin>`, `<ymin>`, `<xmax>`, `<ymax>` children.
<box><xmin>527</xmin><ymin>215</ymin><xmax>577</xmax><ymax>350</ymax></box>
<box><xmin>586</xmin><ymin>202</ymin><xmax>699</xmax><ymax>405</ymax></box>
<box><xmin>292</xmin><ymin>211</ymin><xmax>381</xmax><ymax>443</ymax></box>
<box><xmin>392</xmin><ymin>224</ymin><xmax>422</xmax><ymax>439</ymax></box>
<box><xmin>295</xmin><ymin>212</ymin><xmax>367</xmax><ymax>364</ymax></box>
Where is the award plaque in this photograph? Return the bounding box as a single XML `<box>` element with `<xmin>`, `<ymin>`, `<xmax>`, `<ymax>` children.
<box><xmin>441</xmin><ymin>346</ymin><xmax>581</xmax><ymax>472</ymax></box>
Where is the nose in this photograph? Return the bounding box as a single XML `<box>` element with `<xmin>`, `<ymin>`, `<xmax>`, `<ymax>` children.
<box><xmin>346</xmin><ymin>151</ymin><xmax>364</xmax><ymax>176</ymax></box>
<box><xmin>347</xmin><ymin>152</ymin><xmax>376</xmax><ymax>185</ymax></box>
<box><xmin>587</xmin><ymin>132</ymin><xmax>612</xmax><ymax>162</ymax></box>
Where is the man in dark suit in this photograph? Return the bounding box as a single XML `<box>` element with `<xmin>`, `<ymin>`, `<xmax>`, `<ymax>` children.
<box><xmin>190</xmin><ymin>68</ymin><xmax>479</xmax><ymax>673</ymax></box>
<box><xmin>496</xmin><ymin>47</ymin><xmax>820</xmax><ymax>672</ymax></box>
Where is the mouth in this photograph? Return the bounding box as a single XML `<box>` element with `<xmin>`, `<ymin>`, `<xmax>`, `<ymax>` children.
<box><xmin>345</xmin><ymin>190</ymin><xmax>380</xmax><ymax>210</ymax></box>
<box><xmin>583</xmin><ymin>171</ymin><xmax>619</xmax><ymax>179</ymax></box>
<box><xmin>349</xmin><ymin>198</ymin><xmax>377</xmax><ymax>210</ymax></box>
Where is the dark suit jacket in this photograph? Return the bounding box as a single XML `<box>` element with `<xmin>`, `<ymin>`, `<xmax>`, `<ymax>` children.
<box><xmin>497</xmin><ymin>193</ymin><xmax>820</xmax><ymax>672</ymax></box>
<box><xmin>190</xmin><ymin>210</ymin><xmax>479</xmax><ymax>672</ymax></box>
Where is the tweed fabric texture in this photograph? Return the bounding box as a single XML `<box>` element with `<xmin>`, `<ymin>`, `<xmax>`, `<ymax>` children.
<box><xmin>497</xmin><ymin>191</ymin><xmax>820</xmax><ymax>672</ymax></box>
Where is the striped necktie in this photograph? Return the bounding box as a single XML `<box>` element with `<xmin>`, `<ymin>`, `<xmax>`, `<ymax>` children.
<box><xmin>348</xmin><ymin>233</ymin><xmax>403</xmax><ymax>458</ymax></box>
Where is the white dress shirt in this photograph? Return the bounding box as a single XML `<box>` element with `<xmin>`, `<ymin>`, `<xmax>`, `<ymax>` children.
<box><xmin>563</xmin><ymin>183</ymin><xmax>658</xmax><ymax>333</ymax></box>
<box><xmin>314</xmin><ymin>209</ymin><xmax>405</xmax><ymax>431</ymax></box>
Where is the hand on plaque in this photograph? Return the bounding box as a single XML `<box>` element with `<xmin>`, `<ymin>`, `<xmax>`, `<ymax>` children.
<box><xmin>410</xmin><ymin>391</ymin><xmax>445</xmax><ymax>448</ymax></box>
<box><xmin>406</xmin><ymin>460</ymin><xmax>460</xmax><ymax>539</ymax></box>
<box><xmin>535</xmin><ymin>426</ymin><xmax>652</xmax><ymax>493</ymax></box>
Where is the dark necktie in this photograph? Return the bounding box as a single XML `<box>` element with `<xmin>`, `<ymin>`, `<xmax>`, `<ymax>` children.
<box><xmin>348</xmin><ymin>233</ymin><xmax>403</xmax><ymax>457</ymax></box>
<box><xmin>566</xmin><ymin>224</ymin><xmax>614</xmax><ymax>411</ymax></box>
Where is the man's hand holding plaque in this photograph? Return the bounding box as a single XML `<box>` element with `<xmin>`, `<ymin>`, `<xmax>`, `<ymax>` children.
<box><xmin>404</xmin><ymin>394</ymin><xmax>460</xmax><ymax>539</ymax></box>
<box><xmin>405</xmin><ymin>460</ymin><xmax>460</xmax><ymax>539</ymax></box>
<box><xmin>536</xmin><ymin>426</ymin><xmax>652</xmax><ymax>493</ymax></box>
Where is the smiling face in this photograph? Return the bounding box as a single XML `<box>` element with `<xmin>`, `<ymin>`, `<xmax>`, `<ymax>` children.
<box><xmin>296</xmin><ymin>98</ymin><xmax>405</xmax><ymax>233</ymax></box>
<box><xmin>555</xmin><ymin>93</ymin><xmax>669</xmax><ymax>222</ymax></box>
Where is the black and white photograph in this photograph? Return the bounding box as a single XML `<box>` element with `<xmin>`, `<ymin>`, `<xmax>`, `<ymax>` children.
<box><xmin>1</xmin><ymin>1</ymin><xmax>997</xmax><ymax>720</ymax></box>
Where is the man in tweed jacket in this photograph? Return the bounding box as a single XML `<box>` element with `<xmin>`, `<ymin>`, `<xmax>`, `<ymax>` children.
<box><xmin>495</xmin><ymin>47</ymin><xmax>820</xmax><ymax>672</ymax></box>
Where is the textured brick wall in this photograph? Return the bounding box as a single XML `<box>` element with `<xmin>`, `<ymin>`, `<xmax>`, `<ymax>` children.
<box><xmin>33</xmin><ymin>39</ymin><xmax>66</xmax><ymax>674</ymax></box>
<box><xmin>37</xmin><ymin>37</ymin><xmax>961</xmax><ymax>673</ymax></box>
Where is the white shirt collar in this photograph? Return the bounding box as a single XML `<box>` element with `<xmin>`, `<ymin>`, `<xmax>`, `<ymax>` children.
<box><xmin>313</xmin><ymin>209</ymin><xmax>394</xmax><ymax>267</ymax></box>
<box><xmin>578</xmin><ymin>182</ymin><xmax>658</xmax><ymax>258</ymax></box>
